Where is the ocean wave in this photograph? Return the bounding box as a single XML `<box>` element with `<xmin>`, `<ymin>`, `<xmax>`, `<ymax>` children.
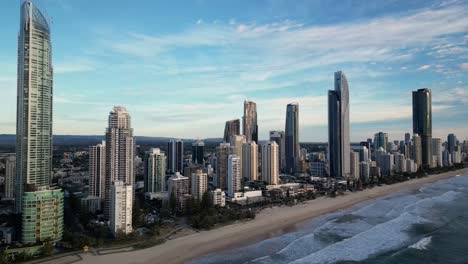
<box><xmin>408</xmin><ymin>236</ymin><xmax>432</xmax><ymax>250</ymax></box>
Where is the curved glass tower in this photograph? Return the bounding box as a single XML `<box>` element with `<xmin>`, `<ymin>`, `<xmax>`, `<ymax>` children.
<box><xmin>328</xmin><ymin>71</ymin><xmax>351</xmax><ymax>178</ymax></box>
<box><xmin>16</xmin><ymin>0</ymin><xmax>53</xmax><ymax>210</ymax></box>
<box><xmin>16</xmin><ymin>1</ymin><xmax>63</xmax><ymax>244</ymax></box>
<box><xmin>243</xmin><ymin>100</ymin><xmax>258</xmax><ymax>143</ymax></box>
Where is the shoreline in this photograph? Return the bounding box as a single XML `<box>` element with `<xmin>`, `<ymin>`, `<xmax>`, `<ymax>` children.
<box><xmin>78</xmin><ymin>168</ymin><xmax>468</xmax><ymax>264</ymax></box>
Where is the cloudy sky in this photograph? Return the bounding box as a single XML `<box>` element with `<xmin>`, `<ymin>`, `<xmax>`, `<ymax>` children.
<box><xmin>0</xmin><ymin>0</ymin><xmax>467</xmax><ymax>142</ymax></box>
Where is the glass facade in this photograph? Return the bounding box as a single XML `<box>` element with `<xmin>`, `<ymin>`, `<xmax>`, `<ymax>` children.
<box><xmin>21</xmin><ymin>188</ymin><xmax>64</xmax><ymax>244</ymax></box>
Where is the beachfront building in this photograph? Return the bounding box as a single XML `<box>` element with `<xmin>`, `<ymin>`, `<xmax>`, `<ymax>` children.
<box><xmin>211</xmin><ymin>189</ymin><xmax>226</xmax><ymax>207</ymax></box>
<box><xmin>270</xmin><ymin>131</ymin><xmax>286</xmax><ymax>171</ymax></box>
<box><xmin>328</xmin><ymin>71</ymin><xmax>351</xmax><ymax>178</ymax></box>
<box><xmin>168</xmin><ymin>172</ymin><xmax>190</xmax><ymax>209</ymax></box>
<box><xmin>21</xmin><ymin>187</ymin><xmax>64</xmax><ymax>244</ymax></box>
<box><xmin>413</xmin><ymin>89</ymin><xmax>432</xmax><ymax>167</ymax></box>
<box><xmin>110</xmin><ymin>181</ymin><xmax>133</xmax><ymax>236</ymax></box>
<box><xmin>228</xmin><ymin>155</ymin><xmax>242</xmax><ymax>197</ymax></box>
<box><xmin>242</xmin><ymin>141</ymin><xmax>258</xmax><ymax>181</ymax></box>
<box><xmin>191</xmin><ymin>169</ymin><xmax>208</xmax><ymax>201</ymax></box>
<box><xmin>350</xmin><ymin>151</ymin><xmax>360</xmax><ymax>180</ymax></box>
<box><xmin>285</xmin><ymin>103</ymin><xmax>300</xmax><ymax>174</ymax></box>
<box><xmin>261</xmin><ymin>142</ymin><xmax>279</xmax><ymax>185</ymax></box>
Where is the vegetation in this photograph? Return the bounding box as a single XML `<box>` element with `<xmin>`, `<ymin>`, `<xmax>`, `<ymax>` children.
<box><xmin>189</xmin><ymin>191</ymin><xmax>255</xmax><ymax>229</ymax></box>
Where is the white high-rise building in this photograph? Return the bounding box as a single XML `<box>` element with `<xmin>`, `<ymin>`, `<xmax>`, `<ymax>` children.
<box><xmin>432</xmin><ymin>138</ymin><xmax>442</xmax><ymax>167</ymax></box>
<box><xmin>168</xmin><ymin>172</ymin><xmax>189</xmax><ymax>209</ymax></box>
<box><xmin>443</xmin><ymin>150</ymin><xmax>452</xmax><ymax>167</ymax></box>
<box><xmin>104</xmin><ymin>106</ymin><xmax>134</xmax><ymax>218</ymax></box>
<box><xmin>360</xmin><ymin>162</ymin><xmax>371</xmax><ymax>181</ymax></box>
<box><xmin>191</xmin><ymin>169</ymin><xmax>207</xmax><ymax>201</ymax></box>
<box><xmin>211</xmin><ymin>189</ymin><xmax>226</xmax><ymax>207</ymax></box>
<box><xmin>5</xmin><ymin>156</ymin><xmax>16</xmax><ymax>200</ymax></box>
<box><xmin>228</xmin><ymin>155</ymin><xmax>241</xmax><ymax>197</ymax></box>
<box><xmin>261</xmin><ymin>142</ymin><xmax>279</xmax><ymax>185</ymax></box>
<box><xmin>110</xmin><ymin>181</ymin><xmax>133</xmax><ymax>236</ymax></box>
<box><xmin>412</xmin><ymin>134</ymin><xmax>422</xmax><ymax>168</ymax></box>
<box><xmin>242</xmin><ymin>141</ymin><xmax>258</xmax><ymax>181</ymax></box>
<box><xmin>89</xmin><ymin>141</ymin><xmax>106</xmax><ymax>199</ymax></box>
<box><xmin>230</xmin><ymin>135</ymin><xmax>246</xmax><ymax>180</ymax></box>
<box><xmin>144</xmin><ymin>148</ymin><xmax>166</xmax><ymax>193</ymax></box>
<box><xmin>350</xmin><ymin>151</ymin><xmax>360</xmax><ymax>180</ymax></box>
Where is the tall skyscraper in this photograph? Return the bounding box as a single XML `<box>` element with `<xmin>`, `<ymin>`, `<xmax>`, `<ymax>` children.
<box><xmin>215</xmin><ymin>143</ymin><xmax>231</xmax><ymax>190</ymax></box>
<box><xmin>405</xmin><ymin>133</ymin><xmax>411</xmax><ymax>144</ymax></box>
<box><xmin>191</xmin><ymin>140</ymin><xmax>205</xmax><ymax>165</ymax></box>
<box><xmin>328</xmin><ymin>71</ymin><xmax>351</xmax><ymax>178</ymax></box>
<box><xmin>5</xmin><ymin>156</ymin><xmax>16</xmax><ymax>200</ymax></box>
<box><xmin>413</xmin><ymin>88</ymin><xmax>432</xmax><ymax>167</ymax></box>
<box><xmin>16</xmin><ymin>1</ymin><xmax>63</xmax><ymax>243</ymax></box>
<box><xmin>144</xmin><ymin>148</ymin><xmax>166</xmax><ymax>193</ymax></box>
<box><xmin>224</xmin><ymin>119</ymin><xmax>240</xmax><ymax>142</ymax></box>
<box><xmin>191</xmin><ymin>169</ymin><xmax>208</xmax><ymax>201</ymax></box>
<box><xmin>432</xmin><ymin>138</ymin><xmax>443</xmax><ymax>167</ymax></box>
<box><xmin>447</xmin><ymin>134</ymin><xmax>457</xmax><ymax>154</ymax></box>
<box><xmin>374</xmin><ymin>132</ymin><xmax>388</xmax><ymax>153</ymax></box>
<box><xmin>285</xmin><ymin>103</ymin><xmax>300</xmax><ymax>174</ymax></box>
<box><xmin>168</xmin><ymin>139</ymin><xmax>184</xmax><ymax>173</ymax></box>
<box><xmin>110</xmin><ymin>181</ymin><xmax>133</xmax><ymax>236</ymax></box>
<box><xmin>89</xmin><ymin>141</ymin><xmax>106</xmax><ymax>199</ymax></box>
<box><xmin>104</xmin><ymin>106</ymin><xmax>134</xmax><ymax>218</ymax></box>
<box><xmin>227</xmin><ymin>155</ymin><xmax>242</xmax><ymax>197</ymax></box>
<box><xmin>412</xmin><ymin>134</ymin><xmax>422</xmax><ymax>168</ymax></box>
<box><xmin>242</xmin><ymin>141</ymin><xmax>258</xmax><ymax>181</ymax></box>
<box><xmin>269</xmin><ymin>131</ymin><xmax>285</xmax><ymax>171</ymax></box>
<box><xmin>243</xmin><ymin>100</ymin><xmax>258</xmax><ymax>143</ymax></box>
<box><xmin>350</xmin><ymin>151</ymin><xmax>360</xmax><ymax>180</ymax></box>
<box><xmin>261</xmin><ymin>142</ymin><xmax>279</xmax><ymax>185</ymax></box>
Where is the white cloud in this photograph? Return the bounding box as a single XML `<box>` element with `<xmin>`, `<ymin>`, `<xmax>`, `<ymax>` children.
<box><xmin>55</xmin><ymin>58</ymin><xmax>97</xmax><ymax>73</ymax></box>
<box><xmin>418</xmin><ymin>65</ymin><xmax>431</xmax><ymax>70</ymax></box>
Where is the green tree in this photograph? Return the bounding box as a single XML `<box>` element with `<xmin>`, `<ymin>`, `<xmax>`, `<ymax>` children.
<box><xmin>201</xmin><ymin>191</ymin><xmax>213</xmax><ymax>210</ymax></box>
<box><xmin>42</xmin><ymin>238</ymin><xmax>54</xmax><ymax>256</ymax></box>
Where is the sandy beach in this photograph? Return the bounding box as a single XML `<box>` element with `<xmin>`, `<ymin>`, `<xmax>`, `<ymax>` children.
<box><xmin>78</xmin><ymin>168</ymin><xmax>468</xmax><ymax>264</ymax></box>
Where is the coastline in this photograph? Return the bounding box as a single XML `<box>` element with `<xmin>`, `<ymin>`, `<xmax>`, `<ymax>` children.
<box><xmin>78</xmin><ymin>168</ymin><xmax>468</xmax><ymax>264</ymax></box>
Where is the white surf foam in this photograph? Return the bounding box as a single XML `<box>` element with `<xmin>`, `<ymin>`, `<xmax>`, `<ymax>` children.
<box><xmin>409</xmin><ymin>236</ymin><xmax>432</xmax><ymax>250</ymax></box>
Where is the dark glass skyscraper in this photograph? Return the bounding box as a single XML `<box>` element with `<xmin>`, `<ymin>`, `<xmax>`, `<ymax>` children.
<box><xmin>328</xmin><ymin>71</ymin><xmax>351</xmax><ymax>178</ymax></box>
<box><xmin>412</xmin><ymin>88</ymin><xmax>432</xmax><ymax>167</ymax></box>
<box><xmin>191</xmin><ymin>140</ymin><xmax>205</xmax><ymax>165</ymax></box>
<box><xmin>168</xmin><ymin>139</ymin><xmax>184</xmax><ymax>173</ymax></box>
<box><xmin>285</xmin><ymin>103</ymin><xmax>299</xmax><ymax>174</ymax></box>
<box><xmin>224</xmin><ymin>119</ymin><xmax>240</xmax><ymax>142</ymax></box>
<box><xmin>243</xmin><ymin>100</ymin><xmax>258</xmax><ymax>143</ymax></box>
<box><xmin>447</xmin><ymin>134</ymin><xmax>457</xmax><ymax>153</ymax></box>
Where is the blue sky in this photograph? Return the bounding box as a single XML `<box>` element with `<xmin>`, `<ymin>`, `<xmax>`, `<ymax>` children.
<box><xmin>0</xmin><ymin>0</ymin><xmax>467</xmax><ymax>142</ymax></box>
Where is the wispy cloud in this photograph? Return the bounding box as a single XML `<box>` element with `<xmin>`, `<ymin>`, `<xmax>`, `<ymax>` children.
<box><xmin>418</xmin><ymin>65</ymin><xmax>432</xmax><ymax>70</ymax></box>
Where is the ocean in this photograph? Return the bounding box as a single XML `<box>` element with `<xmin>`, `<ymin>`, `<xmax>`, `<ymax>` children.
<box><xmin>190</xmin><ymin>174</ymin><xmax>468</xmax><ymax>264</ymax></box>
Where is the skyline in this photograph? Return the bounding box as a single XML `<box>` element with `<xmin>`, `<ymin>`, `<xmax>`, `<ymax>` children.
<box><xmin>0</xmin><ymin>0</ymin><xmax>467</xmax><ymax>141</ymax></box>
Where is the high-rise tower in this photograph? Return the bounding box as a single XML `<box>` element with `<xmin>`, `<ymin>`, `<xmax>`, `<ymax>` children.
<box><xmin>104</xmin><ymin>106</ymin><xmax>134</xmax><ymax>217</ymax></box>
<box><xmin>168</xmin><ymin>139</ymin><xmax>184</xmax><ymax>173</ymax></box>
<box><xmin>328</xmin><ymin>71</ymin><xmax>351</xmax><ymax>178</ymax></box>
<box><xmin>16</xmin><ymin>1</ymin><xmax>64</xmax><ymax>244</ymax></box>
<box><xmin>224</xmin><ymin>119</ymin><xmax>240</xmax><ymax>143</ymax></box>
<box><xmin>243</xmin><ymin>100</ymin><xmax>258</xmax><ymax>143</ymax></box>
<box><xmin>285</xmin><ymin>103</ymin><xmax>299</xmax><ymax>174</ymax></box>
<box><xmin>412</xmin><ymin>88</ymin><xmax>432</xmax><ymax>167</ymax></box>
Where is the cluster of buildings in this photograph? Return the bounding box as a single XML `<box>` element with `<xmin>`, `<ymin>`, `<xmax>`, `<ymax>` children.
<box><xmin>1</xmin><ymin>0</ymin><xmax>467</xmax><ymax>253</ymax></box>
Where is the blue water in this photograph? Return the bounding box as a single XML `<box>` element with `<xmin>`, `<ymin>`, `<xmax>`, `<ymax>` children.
<box><xmin>191</xmin><ymin>174</ymin><xmax>468</xmax><ymax>264</ymax></box>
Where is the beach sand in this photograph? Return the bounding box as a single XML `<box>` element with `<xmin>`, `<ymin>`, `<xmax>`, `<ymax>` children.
<box><xmin>78</xmin><ymin>168</ymin><xmax>468</xmax><ymax>264</ymax></box>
